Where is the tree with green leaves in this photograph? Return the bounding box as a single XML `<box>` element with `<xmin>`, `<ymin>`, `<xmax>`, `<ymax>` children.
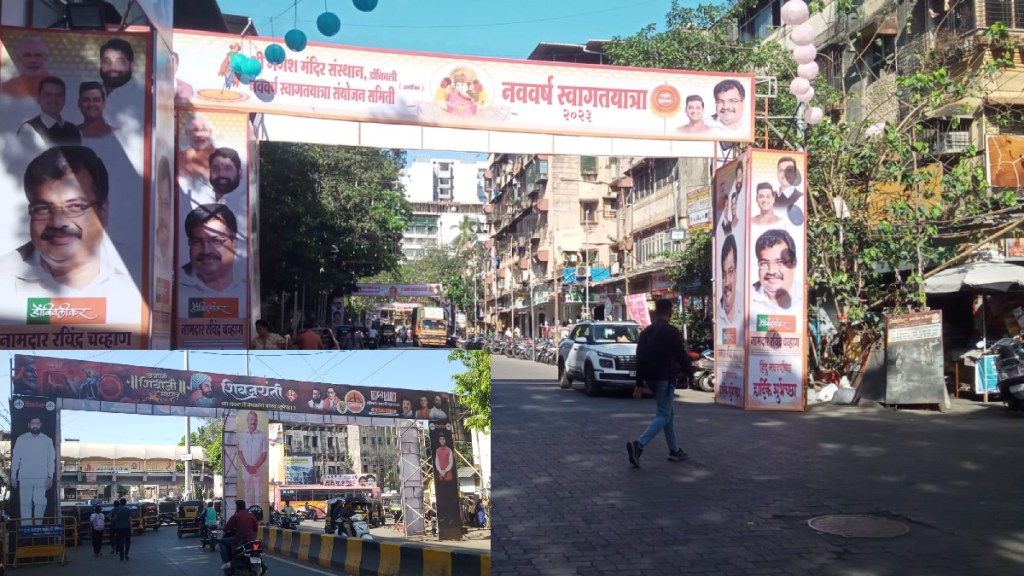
<box><xmin>608</xmin><ymin>1</ymin><xmax>1021</xmax><ymax>380</ymax></box>
<box><xmin>448</xmin><ymin>350</ymin><xmax>490</xmax><ymax>432</ymax></box>
<box><xmin>178</xmin><ymin>418</ymin><xmax>223</xmax><ymax>475</ymax></box>
<box><xmin>259</xmin><ymin>143</ymin><xmax>412</xmax><ymax>326</ymax></box>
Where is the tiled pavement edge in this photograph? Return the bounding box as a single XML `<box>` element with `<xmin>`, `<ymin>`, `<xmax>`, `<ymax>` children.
<box><xmin>491</xmin><ymin>355</ymin><xmax>1024</xmax><ymax>576</ymax></box>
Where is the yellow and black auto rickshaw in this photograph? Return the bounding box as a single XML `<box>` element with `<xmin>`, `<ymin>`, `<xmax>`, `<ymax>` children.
<box><xmin>158</xmin><ymin>500</ymin><xmax>178</xmax><ymax>525</ymax></box>
<box><xmin>140</xmin><ymin>502</ymin><xmax>160</xmax><ymax>531</ymax></box>
<box><xmin>59</xmin><ymin>504</ymin><xmax>81</xmax><ymax>546</ymax></box>
<box><xmin>176</xmin><ymin>500</ymin><xmax>204</xmax><ymax>538</ymax></box>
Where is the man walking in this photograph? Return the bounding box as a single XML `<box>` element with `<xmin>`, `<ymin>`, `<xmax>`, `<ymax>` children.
<box><xmin>627</xmin><ymin>299</ymin><xmax>694</xmax><ymax>467</ymax></box>
<box><xmin>113</xmin><ymin>497</ymin><xmax>132</xmax><ymax>560</ymax></box>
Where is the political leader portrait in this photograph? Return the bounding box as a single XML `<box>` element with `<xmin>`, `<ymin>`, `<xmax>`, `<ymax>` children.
<box><xmin>10</xmin><ymin>397</ymin><xmax>58</xmax><ymax>525</ymax></box>
<box><xmin>0</xmin><ymin>145</ymin><xmax>137</xmax><ymax>325</ymax></box>
<box><xmin>179</xmin><ymin>203</ymin><xmax>245</xmax><ymax>300</ymax></box>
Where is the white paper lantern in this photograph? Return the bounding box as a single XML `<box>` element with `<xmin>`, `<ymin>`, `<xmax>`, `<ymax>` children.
<box><xmin>805</xmin><ymin>106</ymin><xmax>824</xmax><ymax>125</ymax></box>
<box><xmin>791</xmin><ymin>22</ymin><xmax>816</xmax><ymax>46</ymax></box>
<box><xmin>789</xmin><ymin>77</ymin><xmax>811</xmax><ymax>96</ymax></box>
<box><xmin>796</xmin><ymin>86</ymin><xmax>816</xmax><ymax>103</ymax></box>
<box><xmin>781</xmin><ymin>0</ymin><xmax>810</xmax><ymax>26</ymax></box>
<box><xmin>793</xmin><ymin>44</ymin><xmax>818</xmax><ymax>65</ymax></box>
<box><xmin>797</xmin><ymin>61</ymin><xmax>820</xmax><ymax>81</ymax></box>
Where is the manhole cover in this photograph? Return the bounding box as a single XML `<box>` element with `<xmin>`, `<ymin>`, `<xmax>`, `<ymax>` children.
<box><xmin>808</xmin><ymin>515</ymin><xmax>909</xmax><ymax>538</ymax></box>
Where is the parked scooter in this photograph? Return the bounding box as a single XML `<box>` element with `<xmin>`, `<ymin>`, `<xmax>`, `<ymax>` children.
<box><xmin>690</xmin><ymin>348</ymin><xmax>715</xmax><ymax>392</ymax></box>
<box><xmin>992</xmin><ymin>337</ymin><xmax>1024</xmax><ymax>410</ymax></box>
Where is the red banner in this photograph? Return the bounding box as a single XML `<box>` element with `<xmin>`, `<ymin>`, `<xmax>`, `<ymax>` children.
<box><xmin>13</xmin><ymin>355</ymin><xmax>452</xmax><ymax>420</ymax></box>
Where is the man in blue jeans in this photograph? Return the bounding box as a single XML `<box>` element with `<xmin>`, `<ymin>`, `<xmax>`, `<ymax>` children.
<box><xmin>627</xmin><ymin>298</ymin><xmax>694</xmax><ymax>467</ymax></box>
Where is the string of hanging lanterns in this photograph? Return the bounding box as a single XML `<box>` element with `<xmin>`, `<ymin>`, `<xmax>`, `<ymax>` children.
<box><xmin>781</xmin><ymin>0</ymin><xmax>824</xmax><ymax>125</ymax></box>
<box><xmin>230</xmin><ymin>0</ymin><xmax>380</xmax><ymax>78</ymax></box>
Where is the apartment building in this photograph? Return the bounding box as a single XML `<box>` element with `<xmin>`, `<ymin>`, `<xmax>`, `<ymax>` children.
<box><xmin>282</xmin><ymin>424</ymin><xmax>398</xmax><ymax>488</ymax></box>
<box><xmin>400</xmin><ymin>157</ymin><xmax>488</xmax><ymax>260</ymax></box>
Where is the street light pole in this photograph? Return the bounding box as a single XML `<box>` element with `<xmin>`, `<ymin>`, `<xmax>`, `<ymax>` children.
<box><xmin>584</xmin><ymin>211</ymin><xmax>591</xmax><ymax>321</ymax></box>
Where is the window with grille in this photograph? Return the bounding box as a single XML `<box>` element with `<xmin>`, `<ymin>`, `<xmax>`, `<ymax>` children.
<box><xmin>580</xmin><ymin>201</ymin><xmax>598</xmax><ymax>224</ymax></box>
<box><xmin>580</xmin><ymin>156</ymin><xmax>598</xmax><ymax>177</ymax></box>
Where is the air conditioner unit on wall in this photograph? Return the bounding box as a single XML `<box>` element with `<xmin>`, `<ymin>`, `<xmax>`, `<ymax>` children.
<box><xmin>576</xmin><ymin>266</ymin><xmax>590</xmax><ymax>278</ymax></box>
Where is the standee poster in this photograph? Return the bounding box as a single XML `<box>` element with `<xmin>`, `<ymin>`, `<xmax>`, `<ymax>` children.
<box><xmin>9</xmin><ymin>395</ymin><xmax>59</xmax><ymax>525</ymax></box>
<box><xmin>174</xmin><ymin>109</ymin><xmax>251</xmax><ymax>348</ymax></box>
<box><xmin>0</xmin><ymin>27</ymin><xmax>151</xmax><ymax>348</ymax></box>
<box><xmin>428</xmin><ymin>422</ymin><xmax>461</xmax><ymax>541</ymax></box>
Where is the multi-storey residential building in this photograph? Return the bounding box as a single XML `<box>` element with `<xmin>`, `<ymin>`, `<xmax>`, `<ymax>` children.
<box><xmin>400</xmin><ymin>157</ymin><xmax>488</xmax><ymax>260</ymax></box>
<box><xmin>282</xmin><ymin>424</ymin><xmax>398</xmax><ymax>488</ymax></box>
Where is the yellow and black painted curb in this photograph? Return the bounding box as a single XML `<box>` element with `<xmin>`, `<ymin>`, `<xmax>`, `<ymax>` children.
<box><xmin>257</xmin><ymin>525</ymin><xmax>491</xmax><ymax>576</ymax></box>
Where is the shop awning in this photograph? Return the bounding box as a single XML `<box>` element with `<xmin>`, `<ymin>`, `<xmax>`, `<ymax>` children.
<box><xmin>924</xmin><ymin>261</ymin><xmax>1024</xmax><ymax>294</ymax></box>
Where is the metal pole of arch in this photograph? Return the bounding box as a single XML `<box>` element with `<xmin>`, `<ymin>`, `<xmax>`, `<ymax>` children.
<box><xmin>184</xmin><ymin>350</ymin><xmax>191</xmax><ymax>499</ymax></box>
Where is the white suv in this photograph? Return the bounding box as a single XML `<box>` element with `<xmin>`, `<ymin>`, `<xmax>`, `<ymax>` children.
<box><xmin>557</xmin><ymin>321</ymin><xmax>640</xmax><ymax>396</ymax></box>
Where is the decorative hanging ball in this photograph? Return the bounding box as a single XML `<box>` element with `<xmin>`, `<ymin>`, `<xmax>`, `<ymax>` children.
<box><xmin>797</xmin><ymin>61</ymin><xmax>820</xmax><ymax>81</ymax></box>
<box><xmin>789</xmin><ymin>77</ymin><xmax>811</xmax><ymax>96</ymax></box>
<box><xmin>795</xmin><ymin>86</ymin><xmax>816</xmax><ymax>103</ymax></box>
<box><xmin>285</xmin><ymin>29</ymin><xmax>308</xmax><ymax>52</ymax></box>
<box><xmin>242</xmin><ymin>57</ymin><xmax>263</xmax><ymax>78</ymax></box>
<box><xmin>790</xmin><ymin>22</ymin><xmax>816</xmax><ymax>46</ymax></box>
<box><xmin>805</xmin><ymin>106</ymin><xmax>825</xmax><ymax>125</ymax></box>
<box><xmin>781</xmin><ymin>0</ymin><xmax>810</xmax><ymax>26</ymax></box>
<box><xmin>353</xmin><ymin>0</ymin><xmax>378</xmax><ymax>12</ymax></box>
<box><xmin>317</xmin><ymin>11</ymin><xmax>342</xmax><ymax>36</ymax></box>
<box><xmin>264</xmin><ymin>43</ymin><xmax>286</xmax><ymax>65</ymax></box>
<box><xmin>793</xmin><ymin>44</ymin><xmax>818</xmax><ymax>65</ymax></box>
<box><xmin>230</xmin><ymin>53</ymin><xmax>247</xmax><ymax>74</ymax></box>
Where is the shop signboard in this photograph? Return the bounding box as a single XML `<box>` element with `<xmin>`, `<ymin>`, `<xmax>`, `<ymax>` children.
<box><xmin>885</xmin><ymin>310</ymin><xmax>946</xmax><ymax>405</ymax></box>
<box><xmin>686</xmin><ymin>185</ymin><xmax>712</xmax><ymax>230</ymax></box>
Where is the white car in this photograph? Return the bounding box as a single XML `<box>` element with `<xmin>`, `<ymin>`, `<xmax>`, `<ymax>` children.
<box><xmin>557</xmin><ymin>321</ymin><xmax>641</xmax><ymax>396</ymax></box>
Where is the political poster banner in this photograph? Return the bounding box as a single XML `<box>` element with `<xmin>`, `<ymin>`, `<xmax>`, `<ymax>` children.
<box><xmin>743</xmin><ymin>150</ymin><xmax>808</xmax><ymax>411</ymax></box>
<box><xmin>712</xmin><ymin>156</ymin><xmax>747</xmax><ymax>408</ymax></box>
<box><xmin>150</xmin><ymin>25</ymin><xmax>176</xmax><ymax>348</ymax></box>
<box><xmin>174</xmin><ymin>109</ymin><xmax>251</xmax><ymax>348</ymax></box>
<box><xmin>12</xmin><ymin>354</ymin><xmax>454</xmax><ymax>420</ymax></box>
<box><xmin>428</xmin><ymin>421</ymin><xmax>461</xmax><ymax>541</ymax></box>
<box><xmin>0</xmin><ymin>28</ymin><xmax>151</xmax><ymax>348</ymax></box>
<box><xmin>354</xmin><ymin>283</ymin><xmax>441</xmax><ymax>298</ymax></box>
<box><xmin>172</xmin><ymin>30</ymin><xmax>754</xmax><ymax>143</ymax></box>
<box><xmin>231</xmin><ymin>409</ymin><xmax>269</xmax><ymax>516</ymax></box>
<box><xmin>10</xmin><ymin>395</ymin><xmax>59</xmax><ymax>525</ymax></box>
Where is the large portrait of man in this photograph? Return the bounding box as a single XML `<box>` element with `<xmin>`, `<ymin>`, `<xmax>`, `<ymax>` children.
<box><xmin>1</xmin><ymin>36</ymin><xmax>50</xmax><ymax>98</ymax></box>
<box><xmin>750</xmin><ymin>228</ymin><xmax>800</xmax><ymax>314</ymax></box>
<box><xmin>10</xmin><ymin>397</ymin><xmax>58</xmax><ymax>526</ymax></box>
<box><xmin>236</xmin><ymin>410</ymin><xmax>268</xmax><ymax>514</ymax></box>
<box><xmin>17</xmin><ymin>76</ymin><xmax>82</xmax><ymax>146</ymax></box>
<box><xmin>0</xmin><ymin>146</ymin><xmax>136</xmax><ymax>324</ymax></box>
<box><xmin>710</xmin><ymin>79</ymin><xmax>747</xmax><ymax>134</ymax></box>
<box><xmin>179</xmin><ymin>203</ymin><xmax>244</xmax><ymax>298</ymax></box>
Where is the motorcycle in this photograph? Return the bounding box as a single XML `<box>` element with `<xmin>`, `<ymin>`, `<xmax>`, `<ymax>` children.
<box><xmin>329</xmin><ymin>513</ymin><xmax>373</xmax><ymax>540</ymax></box>
<box><xmin>201</xmin><ymin>525</ymin><xmax>221</xmax><ymax>551</ymax></box>
<box><xmin>690</xmin><ymin>348</ymin><xmax>715</xmax><ymax>392</ymax></box>
<box><xmin>221</xmin><ymin>532</ymin><xmax>267</xmax><ymax>576</ymax></box>
<box><xmin>993</xmin><ymin>337</ymin><xmax>1024</xmax><ymax>411</ymax></box>
<box><xmin>278</xmin><ymin>513</ymin><xmax>300</xmax><ymax>530</ymax></box>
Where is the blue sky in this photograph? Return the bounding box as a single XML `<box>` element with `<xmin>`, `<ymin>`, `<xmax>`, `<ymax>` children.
<box><xmin>218</xmin><ymin>0</ymin><xmax>673</xmax><ymax>59</ymax></box>
<box><xmin>1</xmin><ymin>351</ymin><xmax>464</xmax><ymax>445</ymax></box>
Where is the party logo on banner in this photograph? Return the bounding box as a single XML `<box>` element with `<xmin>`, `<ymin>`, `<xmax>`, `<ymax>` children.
<box><xmin>26</xmin><ymin>298</ymin><xmax>106</xmax><ymax>324</ymax></box>
<box><xmin>755</xmin><ymin>314</ymin><xmax>796</xmax><ymax>333</ymax></box>
<box><xmin>188</xmin><ymin>298</ymin><xmax>239</xmax><ymax>318</ymax></box>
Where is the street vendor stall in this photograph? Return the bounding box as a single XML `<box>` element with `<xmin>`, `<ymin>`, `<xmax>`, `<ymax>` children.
<box><xmin>924</xmin><ymin>258</ymin><xmax>1024</xmax><ymax>400</ymax></box>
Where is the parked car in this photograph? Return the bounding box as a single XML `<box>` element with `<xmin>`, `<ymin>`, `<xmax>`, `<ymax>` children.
<box><xmin>557</xmin><ymin>321</ymin><xmax>641</xmax><ymax>396</ymax></box>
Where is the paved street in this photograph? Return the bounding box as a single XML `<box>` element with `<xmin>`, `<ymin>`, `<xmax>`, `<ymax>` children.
<box><xmin>491</xmin><ymin>355</ymin><xmax>1024</xmax><ymax>576</ymax></box>
<box><xmin>12</xmin><ymin>527</ymin><xmax>340</xmax><ymax>576</ymax></box>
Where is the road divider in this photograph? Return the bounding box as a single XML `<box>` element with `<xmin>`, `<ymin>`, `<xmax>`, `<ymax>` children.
<box><xmin>257</xmin><ymin>525</ymin><xmax>490</xmax><ymax>576</ymax></box>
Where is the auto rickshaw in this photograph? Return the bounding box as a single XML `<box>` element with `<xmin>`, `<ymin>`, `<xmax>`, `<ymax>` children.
<box><xmin>126</xmin><ymin>504</ymin><xmax>145</xmax><ymax>535</ymax></box>
<box><xmin>76</xmin><ymin>505</ymin><xmax>96</xmax><ymax>540</ymax></box>
<box><xmin>176</xmin><ymin>500</ymin><xmax>204</xmax><ymax>538</ymax></box>
<box><xmin>140</xmin><ymin>502</ymin><xmax>160</xmax><ymax>531</ymax></box>
<box><xmin>158</xmin><ymin>500</ymin><xmax>178</xmax><ymax>525</ymax></box>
